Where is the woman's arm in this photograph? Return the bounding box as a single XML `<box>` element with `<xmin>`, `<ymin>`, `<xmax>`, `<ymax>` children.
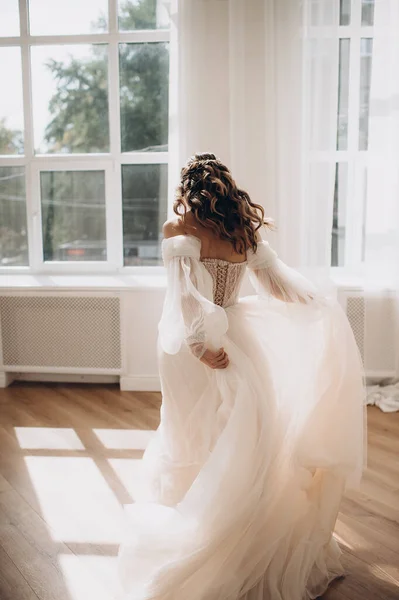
<box><xmin>248</xmin><ymin>231</ymin><xmax>317</xmax><ymax>305</ymax></box>
<box><xmin>162</xmin><ymin>221</ymin><xmax>229</xmax><ymax>369</ymax></box>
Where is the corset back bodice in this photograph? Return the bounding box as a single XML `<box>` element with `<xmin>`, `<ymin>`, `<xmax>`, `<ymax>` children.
<box><xmin>201</xmin><ymin>258</ymin><xmax>247</xmax><ymax>308</ymax></box>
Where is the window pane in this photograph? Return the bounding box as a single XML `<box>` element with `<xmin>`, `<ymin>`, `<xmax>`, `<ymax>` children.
<box><xmin>0</xmin><ymin>167</ymin><xmax>28</xmax><ymax>266</ymax></box>
<box><xmin>41</xmin><ymin>171</ymin><xmax>106</xmax><ymax>262</ymax></box>
<box><xmin>361</xmin><ymin>0</ymin><xmax>375</xmax><ymax>26</ymax></box>
<box><xmin>0</xmin><ymin>0</ymin><xmax>20</xmax><ymax>36</ymax></box>
<box><xmin>119</xmin><ymin>43</ymin><xmax>169</xmax><ymax>152</ymax></box>
<box><xmin>28</xmin><ymin>0</ymin><xmax>108</xmax><ymax>35</ymax></box>
<box><xmin>119</xmin><ymin>0</ymin><xmax>169</xmax><ymax>31</ymax></box>
<box><xmin>122</xmin><ymin>164</ymin><xmax>167</xmax><ymax>265</ymax></box>
<box><xmin>31</xmin><ymin>45</ymin><xmax>109</xmax><ymax>154</ymax></box>
<box><xmin>337</xmin><ymin>39</ymin><xmax>350</xmax><ymax>151</ymax></box>
<box><xmin>0</xmin><ymin>47</ymin><xmax>24</xmax><ymax>155</ymax></box>
<box><xmin>359</xmin><ymin>38</ymin><xmax>373</xmax><ymax>151</ymax></box>
<box><xmin>331</xmin><ymin>163</ymin><xmax>348</xmax><ymax>267</ymax></box>
<box><xmin>339</xmin><ymin>0</ymin><xmax>351</xmax><ymax>26</ymax></box>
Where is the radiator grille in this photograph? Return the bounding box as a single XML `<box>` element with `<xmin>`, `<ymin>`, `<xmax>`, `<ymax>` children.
<box><xmin>346</xmin><ymin>296</ymin><xmax>365</xmax><ymax>361</ymax></box>
<box><xmin>0</xmin><ymin>295</ymin><xmax>121</xmax><ymax>369</ymax></box>
<box><xmin>363</xmin><ymin>294</ymin><xmax>398</xmax><ymax>374</ymax></box>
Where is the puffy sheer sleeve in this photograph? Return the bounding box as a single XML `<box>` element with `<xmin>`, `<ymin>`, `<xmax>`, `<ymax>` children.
<box><xmin>158</xmin><ymin>236</ymin><xmax>228</xmax><ymax>358</ymax></box>
<box><xmin>247</xmin><ymin>240</ymin><xmax>321</xmax><ymax>305</ymax></box>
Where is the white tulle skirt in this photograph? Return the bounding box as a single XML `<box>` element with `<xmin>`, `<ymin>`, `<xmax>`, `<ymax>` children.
<box><xmin>118</xmin><ymin>295</ymin><xmax>365</xmax><ymax>600</ymax></box>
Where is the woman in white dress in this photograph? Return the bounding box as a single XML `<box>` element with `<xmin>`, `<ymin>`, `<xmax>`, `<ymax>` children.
<box><xmin>118</xmin><ymin>153</ymin><xmax>365</xmax><ymax>600</ymax></box>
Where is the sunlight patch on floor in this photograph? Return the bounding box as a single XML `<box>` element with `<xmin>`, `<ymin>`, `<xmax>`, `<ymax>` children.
<box><xmin>58</xmin><ymin>554</ymin><xmax>119</xmax><ymax>600</ymax></box>
<box><xmin>370</xmin><ymin>563</ymin><xmax>399</xmax><ymax>583</ymax></box>
<box><xmin>14</xmin><ymin>427</ymin><xmax>85</xmax><ymax>450</ymax></box>
<box><xmin>23</xmin><ymin>455</ymin><xmax>125</xmax><ymax>543</ymax></box>
<box><xmin>333</xmin><ymin>532</ymin><xmax>354</xmax><ymax>550</ymax></box>
<box><xmin>107</xmin><ymin>457</ymin><xmax>145</xmax><ymax>500</ymax></box>
<box><xmin>335</xmin><ymin>518</ymin><xmax>372</xmax><ymax>550</ymax></box>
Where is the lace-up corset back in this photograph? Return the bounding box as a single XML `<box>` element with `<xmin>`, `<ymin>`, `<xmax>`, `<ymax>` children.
<box><xmin>201</xmin><ymin>258</ymin><xmax>246</xmax><ymax>308</ymax></box>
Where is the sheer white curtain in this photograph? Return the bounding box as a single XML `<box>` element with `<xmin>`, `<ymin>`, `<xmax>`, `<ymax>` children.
<box><xmin>174</xmin><ymin>0</ymin><xmax>340</xmax><ymax>268</ymax></box>
<box><xmin>365</xmin><ymin>0</ymin><xmax>399</xmax><ymax>409</ymax></box>
<box><xmin>365</xmin><ymin>0</ymin><xmax>399</xmax><ymax>276</ymax></box>
<box><xmin>301</xmin><ymin>1</ymin><xmax>340</xmax><ymax>269</ymax></box>
<box><xmin>174</xmin><ymin>2</ymin><xmax>342</xmax><ymax>297</ymax></box>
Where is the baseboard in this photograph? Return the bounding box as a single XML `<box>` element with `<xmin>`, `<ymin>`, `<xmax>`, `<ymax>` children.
<box><xmin>0</xmin><ymin>371</ymin><xmax>161</xmax><ymax>391</ymax></box>
<box><xmin>120</xmin><ymin>375</ymin><xmax>161</xmax><ymax>392</ymax></box>
<box><xmin>366</xmin><ymin>371</ymin><xmax>398</xmax><ymax>382</ymax></box>
<box><xmin>11</xmin><ymin>372</ymin><xmax>120</xmax><ymax>384</ymax></box>
<box><xmin>0</xmin><ymin>372</ymin><xmax>14</xmax><ymax>388</ymax></box>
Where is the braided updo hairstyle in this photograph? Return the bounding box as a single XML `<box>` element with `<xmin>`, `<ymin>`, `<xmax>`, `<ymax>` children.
<box><xmin>174</xmin><ymin>153</ymin><xmax>273</xmax><ymax>254</ymax></box>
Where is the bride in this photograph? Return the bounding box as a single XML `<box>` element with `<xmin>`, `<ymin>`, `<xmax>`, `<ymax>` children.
<box><xmin>118</xmin><ymin>153</ymin><xmax>365</xmax><ymax>600</ymax></box>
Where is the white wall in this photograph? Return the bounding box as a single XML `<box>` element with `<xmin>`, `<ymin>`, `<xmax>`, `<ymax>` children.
<box><xmin>120</xmin><ymin>288</ymin><xmax>165</xmax><ymax>391</ymax></box>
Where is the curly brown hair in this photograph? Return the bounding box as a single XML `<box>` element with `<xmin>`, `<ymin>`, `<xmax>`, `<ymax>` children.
<box><xmin>174</xmin><ymin>153</ymin><xmax>273</xmax><ymax>254</ymax></box>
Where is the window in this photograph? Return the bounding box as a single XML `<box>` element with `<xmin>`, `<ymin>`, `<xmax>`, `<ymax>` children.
<box><xmin>331</xmin><ymin>0</ymin><xmax>374</xmax><ymax>267</ymax></box>
<box><xmin>0</xmin><ymin>0</ymin><xmax>170</xmax><ymax>271</ymax></box>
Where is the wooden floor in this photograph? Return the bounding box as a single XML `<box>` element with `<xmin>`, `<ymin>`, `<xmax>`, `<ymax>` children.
<box><xmin>0</xmin><ymin>383</ymin><xmax>398</xmax><ymax>600</ymax></box>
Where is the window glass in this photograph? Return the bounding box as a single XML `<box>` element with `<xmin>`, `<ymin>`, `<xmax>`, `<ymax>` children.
<box><xmin>118</xmin><ymin>0</ymin><xmax>169</xmax><ymax>31</ymax></box>
<box><xmin>0</xmin><ymin>47</ymin><xmax>24</xmax><ymax>155</ymax></box>
<box><xmin>41</xmin><ymin>171</ymin><xmax>106</xmax><ymax>262</ymax></box>
<box><xmin>0</xmin><ymin>0</ymin><xmax>20</xmax><ymax>37</ymax></box>
<box><xmin>28</xmin><ymin>0</ymin><xmax>108</xmax><ymax>35</ymax></box>
<box><xmin>122</xmin><ymin>164</ymin><xmax>167</xmax><ymax>265</ymax></box>
<box><xmin>31</xmin><ymin>44</ymin><xmax>109</xmax><ymax>154</ymax></box>
<box><xmin>119</xmin><ymin>42</ymin><xmax>169</xmax><ymax>152</ymax></box>
<box><xmin>0</xmin><ymin>166</ymin><xmax>28</xmax><ymax>266</ymax></box>
<box><xmin>331</xmin><ymin>163</ymin><xmax>348</xmax><ymax>267</ymax></box>
<box><xmin>361</xmin><ymin>0</ymin><xmax>375</xmax><ymax>26</ymax></box>
<box><xmin>340</xmin><ymin>0</ymin><xmax>351</xmax><ymax>26</ymax></box>
<box><xmin>359</xmin><ymin>38</ymin><xmax>373</xmax><ymax>151</ymax></box>
<box><xmin>337</xmin><ymin>39</ymin><xmax>350</xmax><ymax>150</ymax></box>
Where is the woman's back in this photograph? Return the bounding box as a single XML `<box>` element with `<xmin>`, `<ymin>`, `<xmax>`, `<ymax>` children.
<box><xmin>170</xmin><ymin>211</ymin><xmax>248</xmax><ymax>264</ymax></box>
<box><xmin>165</xmin><ymin>212</ymin><xmax>248</xmax><ymax>307</ymax></box>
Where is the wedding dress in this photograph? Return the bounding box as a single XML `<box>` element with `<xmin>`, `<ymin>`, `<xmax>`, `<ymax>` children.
<box><xmin>118</xmin><ymin>234</ymin><xmax>365</xmax><ymax>600</ymax></box>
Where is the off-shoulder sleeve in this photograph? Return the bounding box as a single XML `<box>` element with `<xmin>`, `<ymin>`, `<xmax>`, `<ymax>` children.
<box><xmin>158</xmin><ymin>236</ymin><xmax>228</xmax><ymax>358</ymax></box>
<box><xmin>247</xmin><ymin>240</ymin><xmax>321</xmax><ymax>305</ymax></box>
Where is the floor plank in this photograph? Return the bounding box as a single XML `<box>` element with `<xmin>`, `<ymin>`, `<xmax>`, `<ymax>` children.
<box><xmin>0</xmin><ymin>383</ymin><xmax>398</xmax><ymax>600</ymax></box>
<box><xmin>0</xmin><ymin>474</ymin><xmax>117</xmax><ymax>600</ymax></box>
<box><xmin>0</xmin><ymin>545</ymin><xmax>40</xmax><ymax>600</ymax></box>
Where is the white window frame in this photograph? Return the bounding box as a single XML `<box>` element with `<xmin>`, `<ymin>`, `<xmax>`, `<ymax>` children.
<box><xmin>0</xmin><ymin>0</ymin><xmax>172</xmax><ymax>275</ymax></box>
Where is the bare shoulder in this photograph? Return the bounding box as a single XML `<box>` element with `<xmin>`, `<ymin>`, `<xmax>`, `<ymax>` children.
<box><xmin>162</xmin><ymin>217</ymin><xmax>185</xmax><ymax>239</ymax></box>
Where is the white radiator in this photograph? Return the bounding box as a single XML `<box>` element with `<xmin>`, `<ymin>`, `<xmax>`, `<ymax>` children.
<box><xmin>339</xmin><ymin>289</ymin><xmax>399</xmax><ymax>380</ymax></box>
<box><xmin>1</xmin><ymin>286</ymin><xmax>396</xmax><ymax>388</ymax></box>
<box><xmin>0</xmin><ymin>293</ymin><xmax>121</xmax><ymax>373</ymax></box>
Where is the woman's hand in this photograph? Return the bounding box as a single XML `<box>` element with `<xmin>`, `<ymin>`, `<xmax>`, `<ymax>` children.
<box><xmin>200</xmin><ymin>347</ymin><xmax>230</xmax><ymax>369</ymax></box>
